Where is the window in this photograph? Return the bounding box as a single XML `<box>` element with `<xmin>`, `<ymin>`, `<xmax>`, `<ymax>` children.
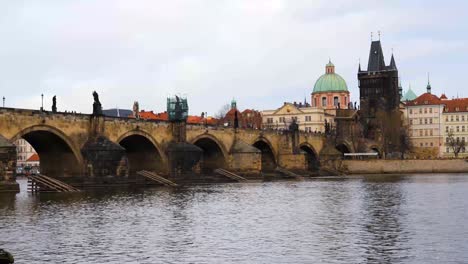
<box><xmin>424</xmin><ymin>118</ymin><xmax>427</xmax><ymax>124</ymax></box>
<box><xmin>430</xmin><ymin>129</ymin><xmax>433</xmax><ymax>136</ymax></box>
<box><xmin>424</xmin><ymin>130</ymin><xmax>428</xmax><ymax>136</ymax></box>
<box><xmin>305</xmin><ymin>116</ymin><xmax>311</xmax><ymax>122</ymax></box>
<box><xmin>456</xmin><ymin>115</ymin><xmax>459</xmax><ymax>121</ymax></box>
<box><xmin>267</xmin><ymin>118</ymin><xmax>273</xmax><ymax>124</ymax></box>
<box><xmin>451</xmin><ymin>116</ymin><xmax>454</xmax><ymax>122</ymax></box>
<box><xmin>457</xmin><ymin>126</ymin><xmax>460</xmax><ymax>132</ymax></box>
<box><xmin>322</xmin><ymin>97</ymin><xmax>327</xmax><ymax>107</ymax></box>
<box><xmin>420</xmin><ymin>130</ymin><xmax>423</xmax><ymax>136</ymax></box>
<box><xmin>429</xmin><ymin>108</ymin><xmax>433</xmax><ymax>113</ymax></box>
<box><xmin>446</xmin><ymin>116</ymin><xmax>449</xmax><ymax>122</ymax></box>
<box><xmin>314</xmin><ymin>98</ymin><xmax>318</xmax><ymax>107</ymax></box>
<box><xmin>419</xmin><ymin>108</ymin><xmax>422</xmax><ymax>114</ymax></box>
<box><xmin>334</xmin><ymin>97</ymin><xmax>339</xmax><ymax>107</ymax></box>
<box><xmin>463</xmin><ymin>126</ymin><xmax>466</xmax><ymax>132</ymax></box>
<box><xmin>430</xmin><ymin>118</ymin><xmax>433</xmax><ymax>124</ymax></box>
<box><xmin>430</xmin><ymin>142</ymin><xmax>433</xmax><ymax>147</ymax></box>
<box><xmin>410</xmin><ymin>109</ymin><xmax>413</xmax><ymax>114</ymax></box>
<box><xmin>344</xmin><ymin>97</ymin><xmax>347</xmax><ymax>105</ymax></box>
<box><xmin>279</xmin><ymin>117</ymin><xmax>285</xmax><ymax>123</ymax></box>
<box><xmin>410</xmin><ymin>119</ymin><xmax>413</xmax><ymax>125</ymax></box>
<box><xmin>420</xmin><ymin>143</ymin><xmax>423</xmax><ymax>147</ymax></box>
<box><xmin>419</xmin><ymin>118</ymin><xmax>423</xmax><ymax>124</ymax></box>
<box><xmin>463</xmin><ymin>116</ymin><xmax>465</xmax><ymax>122</ymax></box>
<box><xmin>424</xmin><ymin>108</ymin><xmax>427</xmax><ymax>114</ymax></box>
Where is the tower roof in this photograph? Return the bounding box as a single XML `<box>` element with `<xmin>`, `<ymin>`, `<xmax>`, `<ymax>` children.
<box><xmin>389</xmin><ymin>54</ymin><xmax>397</xmax><ymax>70</ymax></box>
<box><xmin>367</xmin><ymin>41</ymin><xmax>386</xmax><ymax>71</ymax></box>
<box><xmin>402</xmin><ymin>87</ymin><xmax>417</xmax><ymax>101</ymax></box>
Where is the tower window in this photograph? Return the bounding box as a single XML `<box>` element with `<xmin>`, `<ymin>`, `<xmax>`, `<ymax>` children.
<box><xmin>334</xmin><ymin>97</ymin><xmax>339</xmax><ymax>106</ymax></box>
<box><xmin>322</xmin><ymin>97</ymin><xmax>327</xmax><ymax>107</ymax></box>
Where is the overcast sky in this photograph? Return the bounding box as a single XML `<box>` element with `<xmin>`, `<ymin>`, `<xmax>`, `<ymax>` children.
<box><xmin>1</xmin><ymin>0</ymin><xmax>467</xmax><ymax>115</ymax></box>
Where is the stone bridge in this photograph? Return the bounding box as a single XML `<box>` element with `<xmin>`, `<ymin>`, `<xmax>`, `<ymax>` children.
<box><xmin>0</xmin><ymin>108</ymin><xmax>324</xmax><ymax>180</ymax></box>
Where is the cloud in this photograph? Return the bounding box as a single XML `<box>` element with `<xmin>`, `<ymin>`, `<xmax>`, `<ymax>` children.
<box><xmin>0</xmin><ymin>0</ymin><xmax>467</xmax><ymax>114</ymax></box>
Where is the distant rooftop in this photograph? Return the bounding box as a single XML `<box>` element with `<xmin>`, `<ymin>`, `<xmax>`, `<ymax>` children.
<box><xmin>103</xmin><ymin>108</ymin><xmax>133</xmax><ymax>118</ymax></box>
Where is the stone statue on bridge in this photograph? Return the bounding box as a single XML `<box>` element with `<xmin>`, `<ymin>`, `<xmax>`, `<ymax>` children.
<box><xmin>133</xmin><ymin>101</ymin><xmax>140</xmax><ymax>119</ymax></box>
<box><xmin>92</xmin><ymin>91</ymin><xmax>103</xmax><ymax>116</ymax></box>
<box><xmin>52</xmin><ymin>95</ymin><xmax>57</xmax><ymax>113</ymax></box>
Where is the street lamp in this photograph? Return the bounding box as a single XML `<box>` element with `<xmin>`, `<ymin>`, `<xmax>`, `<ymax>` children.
<box><xmin>41</xmin><ymin>94</ymin><xmax>44</xmax><ymax>111</ymax></box>
<box><xmin>2</xmin><ymin>97</ymin><xmax>4</xmax><ymax>107</ymax></box>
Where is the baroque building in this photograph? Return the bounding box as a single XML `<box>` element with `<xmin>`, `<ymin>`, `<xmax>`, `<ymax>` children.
<box><xmin>262</xmin><ymin>102</ymin><xmax>326</xmax><ymax>132</ymax></box>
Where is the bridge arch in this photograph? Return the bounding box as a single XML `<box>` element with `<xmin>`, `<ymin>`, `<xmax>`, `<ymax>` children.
<box><xmin>369</xmin><ymin>145</ymin><xmax>382</xmax><ymax>159</ymax></box>
<box><xmin>117</xmin><ymin>130</ymin><xmax>168</xmax><ymax>175</ymax></box>
<box><xmin>11</xmin><ymin>125</ymin><xmax>84</xmax><ymax>178</ymax></box>
<box><xmin>190</xmin><ymin>134</ymin><xmax>228</xmax><ymax>173</ymax></box>
<box><xmin>299</xmin><ymin>143</ymin><xmax>319</xmax><ymax>171</ymax></box>
<box><xmin>252</xmin><ymin>137</ymin><xmax>277</xmax><ymax>171</ymax></box>
<box><xmin>336</xmin><ymin>141</ymin><xmax>353</xmax><ymax>155</ymax></box>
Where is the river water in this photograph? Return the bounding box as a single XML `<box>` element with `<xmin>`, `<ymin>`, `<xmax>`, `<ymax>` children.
<box><xmin>1</xmin><ymin>174</ymin><xmax>468</xmax><ymax>263</ymax></box>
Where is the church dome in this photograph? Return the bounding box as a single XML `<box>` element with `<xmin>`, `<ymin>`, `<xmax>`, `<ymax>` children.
<box><xmin>313</xmin><ymin>60</ymin><xmax>348</xmax><ymax>94</ymax></box>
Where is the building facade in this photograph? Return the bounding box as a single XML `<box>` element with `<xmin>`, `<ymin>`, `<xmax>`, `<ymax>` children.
<box><xmin>404</xmin><ymin>81</ymin><xmax>468</xmax><ymax>158</ymax></box>
<box><xmin>404</xmin><ymin>88</ymin><xmax>444</xmax><ymax>158</ymax></box>
<box><xmin>262</xmin><ymin>102</ymin><xmax>326</xmax><ymax>132</ymax></box>
<box><xmin>14</xmin><ymin>139</ymin><xmax>40</xmax><ymax>173</ymax></box>
<box><xmin>442</xmin><ymin>98</ymin><xmax>468</xmax><ymax>157</ymax></box>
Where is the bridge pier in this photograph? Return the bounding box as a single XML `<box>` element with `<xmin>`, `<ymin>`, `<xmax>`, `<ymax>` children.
<box><xmin>229</xmin><ymin>140</ymin><xmax>262</xmax><ymax>174</ymax></box>
<box><xmin>277</xmin><ymin>153</ymin><xmax>308</xmax><ymax>171</ymax></box>
<box><xmin>0</xmin><ymin>134</ymin><xmax>19</xmax><ymax>192</ymax></box>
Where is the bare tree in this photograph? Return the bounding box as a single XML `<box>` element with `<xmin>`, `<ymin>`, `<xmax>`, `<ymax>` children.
<box><xmin>447</xmin><ymin>130</ymin><xmax>466</xmax><ymax>158</ymax></box>
<box><xmin>399</xmin><ymin>124</ymin><xmax>412</xmax><ymax>159</ymax></box>
<box><xmin>215</xmin><ymin>103</ymin><xmax>231</xmax><ymax>119</ymax></box>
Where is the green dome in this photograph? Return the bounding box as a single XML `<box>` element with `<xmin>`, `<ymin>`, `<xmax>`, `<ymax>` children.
<box><xmin>313</xmin><ymin>60</ymin><xmax>348</xmax><ymax>94</ymax></box>
<box><xmin>313</xmin><ymin>73</ymin><xmax>348</xmax><ymax>93</ymax></box>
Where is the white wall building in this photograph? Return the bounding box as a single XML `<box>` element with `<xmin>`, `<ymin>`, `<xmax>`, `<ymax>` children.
<box><xmin>442</xmin><ymin>98</ymin><xmax>468</xmax><ymax>157</ymax></box>
<box><xmin>262</xmin><ymin>102</ymin><xmax>328</xmax><ymax>133</ymax></box>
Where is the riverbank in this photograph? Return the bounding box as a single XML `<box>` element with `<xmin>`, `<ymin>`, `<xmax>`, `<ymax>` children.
<box><xmin>341</xmin><ymin>159</ymin><xmax>468</xmax><ymax>174</ymax></box>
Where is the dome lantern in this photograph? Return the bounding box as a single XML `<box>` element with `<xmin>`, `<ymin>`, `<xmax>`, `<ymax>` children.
<box><xmin>326</xmin><ymin>59</ymin><xmax>335</xmax><ymax>74</ymax></box>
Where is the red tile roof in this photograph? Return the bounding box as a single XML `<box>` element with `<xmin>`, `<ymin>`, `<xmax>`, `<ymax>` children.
<box><xmin>406</xmin><ymin>93</ymin><xmax>442</xmax><ymax>106</ymax></box>
<box><xmin>187</xmin><ymin>116</ymin><xmax>202</xmax><ymax>124</ymax></box>
<box><xmin>130</xmin><ymin>111</ymin><xmax>169</xmax><ymax>121</ymax></box>
<box><xmin>187</xmin><ymin>116</ymin><xmax>219</xmax><ymax>125</ymax></box>
<box><xmin>443</xmin><ymin>98</ymin><xmax>468</xmax><ymax>113</ymax></box>
<box><xmin>26</xmin><ymin>154</ymin><xmax>40</xmax><ymax>162</ymax></box>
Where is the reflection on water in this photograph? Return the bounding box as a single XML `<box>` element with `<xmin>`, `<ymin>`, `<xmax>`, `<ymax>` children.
<box><xmin>1</xmin><ymin>174</ymin><xmax>468</xmax><ymax>263</ymax></box>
